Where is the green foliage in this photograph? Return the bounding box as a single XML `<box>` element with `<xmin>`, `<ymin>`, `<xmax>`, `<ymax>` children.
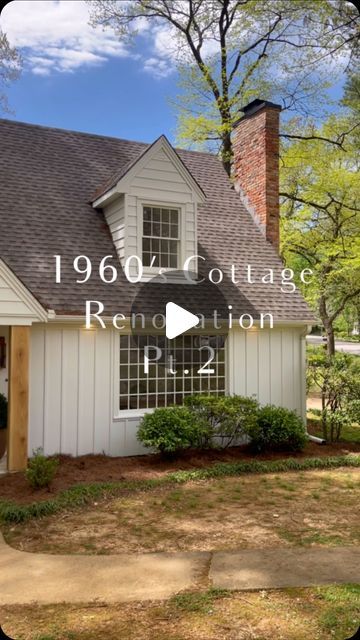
<box><xmin>170</xmin><ymin>588</ymin><xmax>230</xmax><ymax>613</ymax></box>
<box><xmin>26</xmin><ymin>448</ymin><xmax>59</xmax><ymax>489</ymax></box>
<box><xmin>0</xmin><ymin>392</ymin><xmax>7</xmax><ymax>429</ymax></box>
<box><xmin>307</xmin><ymin>347</ymin><xmax>360</xmax><ymax>441</ymax></box>
<box><xmin>137</xmin><ymin>406</ymin><xmax>200</xmax><ymax>455</ymax></box>
<box><xmin>317</xmin><ymin>584</ymin><xmax>360</xmax><ymax>639</ymax></box>
<box><xmin>244</xmin><ymin>405</ymin><xmax>307</xmax><ymax>453</ymax></box>
<box><xmin>1</xmin><ymin>454</ymin><xmax>359</xmax><ymax>524</ymax></box>
<box><xmin>281</xmin><ymin>112</ymin><xmax>360</xmax><ymax>354</ymax></box>
<box><xmin>184</xmin><ymin>394</ymin><xmax>259</xmax><ymax>448</ymax></box>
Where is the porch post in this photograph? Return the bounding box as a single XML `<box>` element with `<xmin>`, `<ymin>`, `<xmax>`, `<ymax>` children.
<box><xmin>7</xmin><ymin>326</ymin><xmax>30</xmax><ymax>472</ymax></box>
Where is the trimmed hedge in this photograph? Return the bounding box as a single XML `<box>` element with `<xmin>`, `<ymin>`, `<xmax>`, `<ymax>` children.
<box><xmin>137</xmin><ymin>406</ymin><xmax>200</xmax><ymax>455</ymax></box>
<box><xmin>244</xmin><ymin>405</ymin><xmax>307</xmax><ymax>453</ymax></box>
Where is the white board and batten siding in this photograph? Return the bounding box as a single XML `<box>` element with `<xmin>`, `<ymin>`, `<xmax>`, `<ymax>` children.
<box><xmin>227</xmin><ymin>327</ymin><xmax>306</xmax><ymax>419</ymax></box>
<box><xmin>29</xmin><ymin>324</ymin><xmax>148</xmax><ymax>458</ymax></box>
<box><xmin>29</xmin><ymin>324</ymin><xmax>306</xmax><ymax>458</ymax></box>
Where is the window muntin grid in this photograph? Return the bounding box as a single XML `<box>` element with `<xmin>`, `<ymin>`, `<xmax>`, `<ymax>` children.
<box><xmin>119</xmin><ymin>334</ymin><xmax>226</xmax><ymax>411</ymax></box>
<box><xmin>142</xmin><ymin>206</ymin><xmax>179</xmax><ymax>268</ymax></box>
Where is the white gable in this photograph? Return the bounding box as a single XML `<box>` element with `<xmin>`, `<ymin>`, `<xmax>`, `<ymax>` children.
<box><xmin>129</xmin><ymin>146</ymin><xmax>193</xmax><ymax>202</ymax></box>
<box><xmin>0</xmin><ymin>260</ymin><xmax>47</xmax><ymax>325</ymax></box>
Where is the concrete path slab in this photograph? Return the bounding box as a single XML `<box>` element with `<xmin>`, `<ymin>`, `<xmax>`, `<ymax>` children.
<box><xmin>0</xmin><ymin>533</ymin><xmax>209</xmax><ymax>604</ymax></box>
<box><xmin>1</xmin><ymin>532</ymin><xmax>359</xmax><ymax>604</ymax></box>
<box><xmin>210</xmin><ymin>547</ymin><xmax>360</xmax><ymax>590</ymax></box>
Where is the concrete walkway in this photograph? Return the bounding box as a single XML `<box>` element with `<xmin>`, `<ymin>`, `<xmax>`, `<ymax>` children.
<box><xmin>0</xmin><ymin>533</ymin><xmax>359</xmax><ymax>604</ymax></box>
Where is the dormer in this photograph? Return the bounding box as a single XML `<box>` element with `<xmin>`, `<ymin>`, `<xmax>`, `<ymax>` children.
<box><xmin>92</xmin><ymin>136</ymin><xmax>205</xmax><ymax>279</ymax></box>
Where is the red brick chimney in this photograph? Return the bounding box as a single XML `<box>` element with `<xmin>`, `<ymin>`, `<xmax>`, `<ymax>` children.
<box><xmin>233</xmin><ymin>99</ymin><xmax>281</xmax><ymax>251</ymax></box>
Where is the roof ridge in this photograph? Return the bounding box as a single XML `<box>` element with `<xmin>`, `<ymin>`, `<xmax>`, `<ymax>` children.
<box><xmin>0</xmin><ymin>117</ymin><xmax>217</xmax><ymax>159</ymax></box>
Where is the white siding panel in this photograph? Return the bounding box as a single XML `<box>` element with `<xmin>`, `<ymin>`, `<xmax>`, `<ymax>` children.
<box><xmin>103</xmin><ymin>195</ymin><xmax>125</xmax><ymax>265</ymax></box>
<box><xmin>123</xmin><ymin>418</ymin><xmax>148</xmax><ymax>456</ymax></box>
<box><xmin>230</xmin><ymin>327</ymin><xmax>305</xmax><ymax>417</ymax></box>
<box><xmin>43</xmin><ymin>329</ymin><xmax>62</xmax><ymax>455</ymax></box>
<box><xmin>269</xmin><ymin>330</ymin><xmax>282</xmax><ymax>406</ymax></box>
<box><xmin>94</xmin><ymin>329</ymin><xmax>111</xmax><ymax>454</ymax></box>
<box><xmin>233</xmin><ymin>330</ymin><xmax>246</xmax><ymax>396</ymax></box>
<box><xmin>78</xmin><ymin>329</ymin><xmax>96</xmax><ymax>455</ymax></box>
<box><xmin>61</xmin><ymin>329</ymin><xmax>79</xmax><ymax>455</ymax></box>
<box><xmin>281</xmin><ymin>330</ymin><xmax>294</xmax><ymax>409</ymax></box>
<box><xmin>246</xmin><ymin>331</ymin><xmax>259</xmax><ymax>399</ymax></box>
<box><xmin>258</xmin><ymin>331</ymin><xmax>271</xmax><ymax>404</ymax></box>
<box><xmin>109</xmin><ymin>421</ymin><xmax>126</xmax><ymax>457</ymax></box>
<box><xmin>293</xmin><ymin>333</ymin><xmax>302</xmax><ymax>415</ymax></box>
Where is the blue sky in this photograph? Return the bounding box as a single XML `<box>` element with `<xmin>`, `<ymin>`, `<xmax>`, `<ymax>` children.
<box><xmin>1</xmin><ymin>0</ymin><xmax>347</xmax><ymax>144</ymax></box>
<box><xmin>1</xmin><ymin>0</ymin><xmax>181</xmax><ymax>142</ymax></box>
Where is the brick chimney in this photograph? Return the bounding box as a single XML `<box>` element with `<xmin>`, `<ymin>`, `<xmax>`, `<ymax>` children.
<box><xmin>233</xmin><ymin>99</ymin><xmax>281</xmax><ymax>251</ymax></box>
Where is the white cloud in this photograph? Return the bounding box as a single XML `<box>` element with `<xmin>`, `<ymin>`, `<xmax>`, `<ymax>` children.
<box><xmin>1</xmin><ymin>0</ymin><xmax>130</xmax><ymax>75</ymax></box>
<box><xmin>143</xmin><ymin>56</ymin><xmax>173</xmax><ymax>79</ymax></box>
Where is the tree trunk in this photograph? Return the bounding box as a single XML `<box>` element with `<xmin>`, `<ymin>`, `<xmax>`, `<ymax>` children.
<box><xmin>319</xmin><ymin>295</ymin><xmax>335</xmax><ymax>357</ymax></box>
<box><xmin>326</xmin><ymin>325</ymin><xmax>335</xmax><ymax>357</ymax></box>
<box><xmin>221</xmin><ymin>130</ymin><xmax>233</xmax><ymax>177</ymax></box>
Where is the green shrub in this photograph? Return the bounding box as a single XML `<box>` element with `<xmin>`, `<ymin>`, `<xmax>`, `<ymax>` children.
<box><xmin>0</xmin><ymin>393</ymin><xmax>7</xmax><ymax>429</ymax></box>
<box><xmin>26</xmin><ymin>448</ymin><xmax>59</xmax><ymax>489</ymax></box>
<box><xmin>137</xmin><ymin>406</ymin><xmax>200</xmax><ymax>455</ymax></box>
<box><xmin>245</xmin><ymin>405</ymin><xmax>307</xmax><ymax>453</ymax></box>
<box><xmin>307</xmin><ymin>348</ymin><xmax>360</xmax><ymax>441</ymax></box>
<box><xmin>184</xmin><ymin>394</ymin><xmax>258</xmax><ymax>448</ymax></box>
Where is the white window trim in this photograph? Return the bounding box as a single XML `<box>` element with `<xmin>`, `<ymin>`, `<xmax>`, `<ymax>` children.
<box><xmin>136</xmin><ymin>198</ymin><xmax>186</xmax><ymax>279</ymax></box>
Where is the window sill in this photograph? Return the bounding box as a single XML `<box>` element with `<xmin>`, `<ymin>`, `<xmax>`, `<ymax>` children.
<box><xmin>113</xmin><ymin>408</ymin><xmax>153</xmax><ymax>421</ymax></box>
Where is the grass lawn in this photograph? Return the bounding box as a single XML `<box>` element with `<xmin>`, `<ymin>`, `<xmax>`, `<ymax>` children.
<box><xmin>1</xmin><ymin>585</ymin><xmax>359</xmax><ymax>639</ymax></box>
<box><xmin>4</xmin><ymin>467</ymin><xmax>360</xmax><ymax>554</ymax></box>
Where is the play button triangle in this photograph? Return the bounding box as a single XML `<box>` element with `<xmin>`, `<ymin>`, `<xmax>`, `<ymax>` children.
<box><xmin>165</xmin><ymin>302</ymin><xmax>199</xmax><ymax>340</ymax></box>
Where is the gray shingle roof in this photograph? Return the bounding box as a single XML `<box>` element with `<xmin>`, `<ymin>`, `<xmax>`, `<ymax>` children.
<box><xmin>0</xmin><ymin>118</ymin><xmax>313</xmax><ymax>322</ymax></box>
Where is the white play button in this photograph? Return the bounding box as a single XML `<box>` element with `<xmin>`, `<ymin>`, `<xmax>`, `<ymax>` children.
<box><xmin>165</xmin><ymin>302</ymin><xmax>199</xmax><ymax>340</ymax></box>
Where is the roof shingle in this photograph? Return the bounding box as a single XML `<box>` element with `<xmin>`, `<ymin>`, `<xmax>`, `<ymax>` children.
<box><xmin>0</xmin><ymin>118</ymin><xmax>313</xmax><ymax>322</ymax></box>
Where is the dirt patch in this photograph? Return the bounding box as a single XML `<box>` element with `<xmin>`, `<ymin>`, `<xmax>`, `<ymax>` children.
<box><xmin>5</xmin><ymin>468</ymin><xmax>360</xmax><ymax>555</ymax></box>
<box><xmin>0</xmin><ymin>585</ymin><xmax>359</xmax><ymax>640</ymax></box>
<box><xmin>1</xmin><ymin>434</ymin><xmax>359</xmax><ymax>505</ymax></box>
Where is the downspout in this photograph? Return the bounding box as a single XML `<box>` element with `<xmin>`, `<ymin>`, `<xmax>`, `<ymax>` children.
<box><xmin>301</xmin><ymin>326</ymin><xmax>326</xmax><ymax>445</ymax></box>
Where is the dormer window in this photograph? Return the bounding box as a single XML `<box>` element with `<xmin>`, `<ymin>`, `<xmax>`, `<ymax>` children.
<box><xmin>142</xmin><ymin>205</ymin><xmax>179</xmax><ymax>269</ymax></box>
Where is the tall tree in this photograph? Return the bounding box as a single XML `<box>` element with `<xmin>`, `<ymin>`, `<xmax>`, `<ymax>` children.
<box><xmin>281</xmin><ymin>115</ymin><xmax>360</xmax><ymax>356</ymax></box>
<box><xmin>0</xmin><ymin>29</ymin><xmax>21</xmax><ymax>114</ymax></box>
<box><xmin>88</xmin><ymin>0</ymin><xmax>359</xmax><ymax>173</ymax></box>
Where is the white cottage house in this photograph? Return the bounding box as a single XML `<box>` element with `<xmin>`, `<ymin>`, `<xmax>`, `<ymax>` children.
<box><xmin>0</xmin><ymin>99</ymin><xmax>313</xmax><ymax>471</ymax></box>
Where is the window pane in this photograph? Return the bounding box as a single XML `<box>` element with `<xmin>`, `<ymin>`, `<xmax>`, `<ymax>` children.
<box><xmin>119</xmin><ymin>334</ymin><xmax>226</xmax><ymax>411</ymax></box>
<box><xmin>143</xmin><ymin>221</ymin><xmax>151</xmax><ymax>236</ymax></box>
<box><xmin>120</xmin><ymin>381</ymin><xmax>128</xmax><ymax>395</ymax></box>
<box><xmin>120</xmin><ymin>336</ymin><xmax>129</xmax><ymax>349</ymax></box>
<box><xmin>162</xmin><ymin>209</ymin><xmax>169</xmax><ymax>222</ymax></box>
<box><xmin>161</xmin><ymin>222</ymin><xmax>170</xmax><ymax>237</ymax></box>
<box><xmin>169</xmin><ymin>223</ymin><xmax>178</xmax><ymax>238</ymax></box>
<box><xmin>152</xmin><ymin>222</ymin><xmax>161</xmax><ymax>237</ymax></box>
<box><xmin>119</xmin><ymin>365</ymin><xmax>128</xmax><ymax>379</ymax></box>
<box><xmin>143</xmin><ymin>252</ymin><xmax>151</xmax><ymax>267</ymax></box>
<box><xmin>153</xmin><ymin>208</ymin><xmax>160</xmax><ymax>222</ymax></box>
<box><xmin>169</xmin><ymin>254</ymin><xmax>177</xmax><ymax>268</ymax></box>
<box><xmin>143</xmin><ymin>207</ymin><xmax>151</xmax><ymax>221</ymax></box>
<box><xmin>160</xmin><ymin>253</ymin><xmax>169</xmax><ymax>268</ymax></box>
<box><xmin>143</xmin><ymin>237</ymin><xmax>150</xmax><ymax>252</ymax></box>
<box><xmin>170</xmin><ymin>210</ymin><xmax>178</xmax><ymax>223</ymax></box>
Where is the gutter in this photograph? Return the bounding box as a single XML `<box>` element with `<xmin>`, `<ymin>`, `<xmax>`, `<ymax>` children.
<box><xmin>307</xmin><ymin>433</ymin><xmax>326</xmax><ymax>445</ymax></box>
